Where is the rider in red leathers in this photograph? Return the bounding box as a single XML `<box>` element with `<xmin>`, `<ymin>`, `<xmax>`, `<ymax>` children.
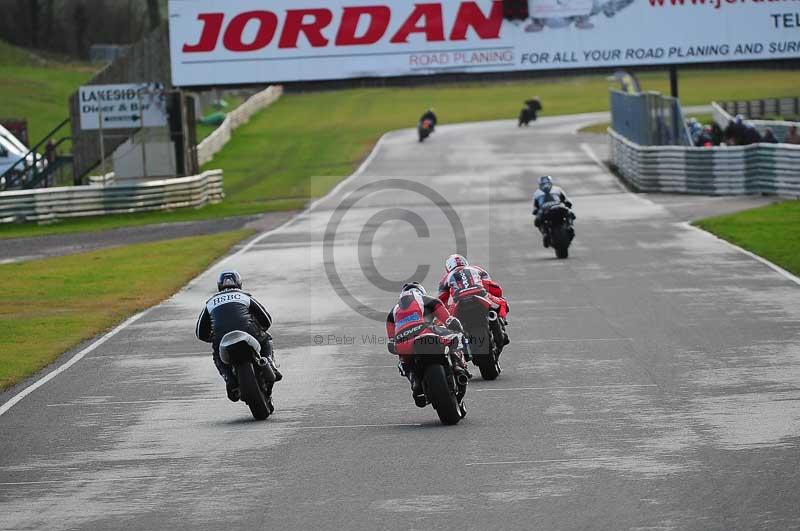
<box><xmin>386</xmin><ymin>282</ymin><xmax>468</xmax><ymax>406</ymax></box>
<box><xmin>437</xmin><ymin>254</ymin><xmax>510</xmax><ymax>321</ymax></box>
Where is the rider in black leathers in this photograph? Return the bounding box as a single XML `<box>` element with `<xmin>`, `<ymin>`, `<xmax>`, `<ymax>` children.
<box><xmin>420</xmin><ymin>108</ymin><xmax>438</xmax><ymax>129</ymax></box>
<box><xmin>196</xmin><ymin>270</ymin><xmax>282</xmax><ymax>402</ymax></box>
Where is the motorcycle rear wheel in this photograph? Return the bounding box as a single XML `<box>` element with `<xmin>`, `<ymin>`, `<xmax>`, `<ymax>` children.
<box><xmin>477</xmin><ymin>356</ymin><xmax>501</xmax><ymax>381</ymax></box>
<box><xmin>423</xmin><ymin>364</ymin><xmax>462</xmax><ymax>425</ymax></box>
<box><xmin>238</xmin><ymin>363</ymin><xmax>270</xmax><ymax>421</ymax></box>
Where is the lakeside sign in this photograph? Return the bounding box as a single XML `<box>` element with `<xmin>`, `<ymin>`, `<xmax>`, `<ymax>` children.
<box><xmin>79</xmin><ymin>83</ymin><xmax>168</xmax><ymax>130</ymax></box>
<box><xmin>168</xmin><ymin>0</ymin><xmax>800</xmax><ymax>86</ymax></box>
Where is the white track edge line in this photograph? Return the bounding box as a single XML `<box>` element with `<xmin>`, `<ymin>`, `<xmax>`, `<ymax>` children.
<box><xmin>682</xmin><ymin>221</ymin><xmax>800</xmax><ymax>287</ymax></box>
<box><xmin>0</xmin><ymin>134</ymin><xmax>390</xmax><ymax>417</ymax></box>
<box><xmin>0</xmin><ymin>309</ymin><xmax>153</xmax><ymax>417</ymax></box>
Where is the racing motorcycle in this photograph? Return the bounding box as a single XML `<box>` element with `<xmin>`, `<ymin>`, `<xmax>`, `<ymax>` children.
<box><xmin>219</xmin><ymin>331</ymin><xmax>275</xmax><ymax>420</ymax></box>
<box><xmin>540</xmin><ymin>203</ymin><xmax>576</xmax><ymax>259</ymax></box>
<box><xmin>418</xmin><ymin>119</ymin><xmax>434</xmax><ymax>142</ymax></box>
<box><xmin>391</xmin><ymin>332</ymin><xmax>468</xmax><ymax>425</ymax></box>
<box><xmin>518</xmin><ymin>99</ymin><xmax>541</xmax><ymax>127</ymax></box>
<box><xmin>450</xmin><ymin>291</ymin><xmax>504</xmax><ymax>380</ymax></box>
<box><xmin>518</xmin><ymin>106</ymin><xmax>535</xmax><ymax>127</ymax></box>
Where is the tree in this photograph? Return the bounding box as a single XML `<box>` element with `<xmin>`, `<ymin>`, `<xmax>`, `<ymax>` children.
<box><xmin>146</xmin><ymin>0</ymin><xmax>160</xmax><ymax>30</ymax></box>
<box><xmin>73</xmin><ymin>2</ymin><xmax>88</xmax><ymax>58</ymax></box>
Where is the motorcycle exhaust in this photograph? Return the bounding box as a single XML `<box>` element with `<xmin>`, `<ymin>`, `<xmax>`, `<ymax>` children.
<box><xmin>456</xmin><ymin>373</ymin><xmax>470</xmax><ymax>386</ymax></box>
<box><xmin>487</xmin><ymin>310</ymin><xmax>498</xmax><ymax>322</ymax></box>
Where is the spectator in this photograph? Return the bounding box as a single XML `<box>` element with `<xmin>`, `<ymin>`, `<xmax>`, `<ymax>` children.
<box><xmin>687</xmin><ymin>118</ymin><xmax>703</xmax><ymax>145</ymax></box>
<box><xmin>743</xmin><ymin>124</ymin><xmax>762</xmax><ymax>145</ymax></box>
<box><xmin>711</xmin><ymin>123</ymin><xmax>724</xmax><ymax>146</ymax></box>
<box><xmin>762</xmin><ymin>129</ymin><xmax>778</xmax><ymax>144</ymax></box>
<box><xmin>724</xmin><ymin>116</ymin><xmax>746</xmax><ymax>145</ymax></box>
<box><xmin>696</xmin><ymin>125</ymin><xmax>714</xmax><ymax>147</ymax></box>
<box><xmin>785</xmin><ymin>125</ymin><xmax>800</xmax><ymax>145</ymax></box>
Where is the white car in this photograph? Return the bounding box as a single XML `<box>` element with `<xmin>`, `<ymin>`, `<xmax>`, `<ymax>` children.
<box><xmin>0</xmin><ymin>125</ymin><xmax>46</xmax><ymax>189</ymax></box>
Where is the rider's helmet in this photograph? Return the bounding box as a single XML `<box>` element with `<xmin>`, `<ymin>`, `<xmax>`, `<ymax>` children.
<box><xmin>217</xmin><ymin>270</ymin><xmax>243</xmax><ymax>291</ymax></box>
<box><xmin>539</xmin><ymin>175</ymin><xmax>553</xmax><ymax>193</ymax></box>
<box><xmin>445</xmin><ymin>254</ymin><xmax>468</xmax><ymax>273</ymax></box>
<box><xmin>401</xmin><ymin>282</ymin><xmax>426</xmax><ymax>296</ymax></box>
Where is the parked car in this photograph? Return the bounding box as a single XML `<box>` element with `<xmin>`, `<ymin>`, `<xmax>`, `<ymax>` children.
<box><xmin>0</xmin><ymin>125</ymin><xmax>46</xmax><ymax>189</ymax></box>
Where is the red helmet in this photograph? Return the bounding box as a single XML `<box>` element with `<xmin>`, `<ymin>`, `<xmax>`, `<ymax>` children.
<box><xmin>445</xmin><ymin>254</ymin><xmax>468</xmax><ymax>273</ymax></box>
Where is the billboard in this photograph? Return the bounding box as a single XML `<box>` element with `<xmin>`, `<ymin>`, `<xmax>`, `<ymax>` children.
<box><xmin>168</xmin><ymin>0</ymin><xmax>800</xmax><ymax>86</ymax></box>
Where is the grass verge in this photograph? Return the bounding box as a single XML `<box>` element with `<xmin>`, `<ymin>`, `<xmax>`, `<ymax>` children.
<box><xmin>0</xmin><ymin>40</ymin><xmax>96</xmax><ymax>146</ymax></box>
<box><xmin>2</xmin><ymin>67</ymin><xmax>798</xmax><ymax>239</ymax></box>
<box><xmin>694</xmin><ymin>201</ymin><xmax>800</xmax><ymax>276</ymax></box>
<box><xmin>0</xmin><ymin>229</ymin><xmax>253</xmax><ymax>390</ymax></box>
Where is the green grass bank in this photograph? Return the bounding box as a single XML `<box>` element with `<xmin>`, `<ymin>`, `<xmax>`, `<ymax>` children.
<box><xmin>695</xmin><ymin>201</ymin><xmax>800</xmax><ymax>277</ymax></box>
<box><xmin>0</xmin><ymin>229</ymin><xmax>253</xmax><ymax>390</ymax></box>
<box><xmin>0</xmin><ymin>40</ymin><xmax>95</xmax><ymax>145</ymax></box>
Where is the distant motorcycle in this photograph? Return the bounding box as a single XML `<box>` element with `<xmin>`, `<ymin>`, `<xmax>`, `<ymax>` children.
<box><xmin>540</xmin><ymin>203</ymin><xmax>575</xmax><ymax>259</ymax></box>
<box><xmin>518</xmin><ymin>98</ymin><xmax>542</xmax><ymax>127</ymax></box>
<box><xmin>219</xmin><ymin>331</ymin><xmax>275</xmax><ymax>420</ymax></box>
<box><xmin>391</xmin><ymin>332</ymin><xmax>468</xmax><ymax>425</ymax></box>
<box><xmin>518</xmin><ymin>107</ymin><xmax>535</xmax><ymax>127</ymax></box>
<box><xmin>418</xmin><ymin>119</ymin><xmax>434</xmax><ymax>142</ymax></box>
<box><xmin>450</xmin><ymin>291</ymin><xmax>504</xmax><ymax>380</ymax></box>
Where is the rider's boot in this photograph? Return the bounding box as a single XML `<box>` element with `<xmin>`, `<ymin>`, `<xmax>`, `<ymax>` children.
<box><xmin>215</xmin><ymin>354</ymin><xmax>240</xmax><ymax>402</ymax></box>
<box><xmin>223</xmin><ymin>371</ymin><xmax>240</xmax><ymax>402</ymax></box>
<box><xmin>259</xmin><ymin>336</ymin><xmax>283</xmax><ymax>382</ymax></box>
<box><xmin>408</xmin><ymin>371</ymin><xmax>426</xmax><ymax>407</ymax></box>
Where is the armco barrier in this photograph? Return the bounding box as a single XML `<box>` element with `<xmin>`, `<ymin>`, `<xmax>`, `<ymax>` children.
<box><xmin>197</xmin><ymin>85</ymin><xmax>283</xmax><ymax>166</ymax></box>
<box><xmin>0</xmin><ymin>170</ymin><xmax>224</xmax><ymax>224</ymax></box>
<box><xmin>609</xmin><ymin>129</ymin><xmax>800</xmax><ymax>197</ymax></box>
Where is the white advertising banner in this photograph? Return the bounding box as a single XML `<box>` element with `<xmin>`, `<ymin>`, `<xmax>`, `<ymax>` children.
<box><xmin>168</xmin><ymin>0</ymin><xmax>800</xmax><ymax>86</ymax></box>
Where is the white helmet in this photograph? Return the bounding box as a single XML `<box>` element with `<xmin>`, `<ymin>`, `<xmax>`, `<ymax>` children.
<box><xmin>445</xmin><ymin>254</ymin><xmax>468</xmax><ymax>273</ymax></box>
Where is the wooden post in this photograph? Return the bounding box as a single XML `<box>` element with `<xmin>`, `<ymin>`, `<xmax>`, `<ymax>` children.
<box><xmin>669</xmin><ymin>66</ymin><xmax>679</xmax><ymax>99</ymax></box>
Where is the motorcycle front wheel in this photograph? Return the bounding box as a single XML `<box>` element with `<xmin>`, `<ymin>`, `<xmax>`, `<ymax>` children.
<box><xmin>552</xmin><ymin>226</ymin><xmax>570</xmax><ymax>259</ymax></box>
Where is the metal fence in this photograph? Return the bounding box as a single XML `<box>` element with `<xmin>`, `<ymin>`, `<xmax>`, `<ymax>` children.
<box><xmin>610</xmin><ymin>90</ymin><xmax>692</xmax><ymax>147</ymax></box>
<box><xmin>197</xmin><ymin>86</ymin><xmax>283</xmax><ymax>166</ymax></box>
<box><xmin>609</xmin><ymin>129</ymin><xmax>800</xmax><ymax>197</ymax></box>
<box><xmin>0</xmin><ymin>170</ymin><xmax>224</xmax><ymax>224</ymax></box>
<box><xmin>718</xmin><ymin>97</ymin><xmax>800</xmax><ymax>120</ymax></box>
<box><xmin>712</xmin><ymin>102</ymin><xmax>799</xmax><ymax>143</ymax></box>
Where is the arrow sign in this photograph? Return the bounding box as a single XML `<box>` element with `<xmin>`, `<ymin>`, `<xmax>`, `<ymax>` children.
<box><xmin>79</xmin><ymin>83</ymin><xmax>167</xmax><ymax>131</ymax></box>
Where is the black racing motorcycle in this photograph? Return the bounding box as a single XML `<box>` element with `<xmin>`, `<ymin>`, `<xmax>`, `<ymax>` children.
<box><xmin>418</xmin><ymin>119</ymin><xmax>434</xmax><ymax>142</ymax></box>
<box><xmin>219</xmin><ymin>331</ymin><xmax>275</xmax><ymax>420</ymax></box>
<box><xmin>518</xmin><ymin>99</ymin><xmax>541</xmax><ymax>127</ymax></box>
<box><xmin>450</xmin><ymin>292</ymin><xmax>504</xmax><ymax>380</ymax></box>
<box><xmin>518</xmin><ymin>107</ymin><xmax>535</xmax><ymax>127</ymax></box>
<box><xmin>540</xmin><ymin>203</ymin><xmax>576</xmax><ymax>259</ymax></box>
<box><xmin>392</xmin><ymin>331</ymin><xmax>468</xmax><ymax>425</ymax></box>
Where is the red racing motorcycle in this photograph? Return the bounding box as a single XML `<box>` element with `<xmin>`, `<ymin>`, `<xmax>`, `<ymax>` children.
<box><xmin>450</xmin><ymin>289</ymin><xmax>504</xmax><ymax>380</ymax></box>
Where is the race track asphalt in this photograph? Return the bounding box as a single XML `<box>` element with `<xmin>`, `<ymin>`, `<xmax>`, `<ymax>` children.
<box><xmin>1</xmin><ymin>114</ymin><xmax>797</xmax><ymax>531</ymax></box>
